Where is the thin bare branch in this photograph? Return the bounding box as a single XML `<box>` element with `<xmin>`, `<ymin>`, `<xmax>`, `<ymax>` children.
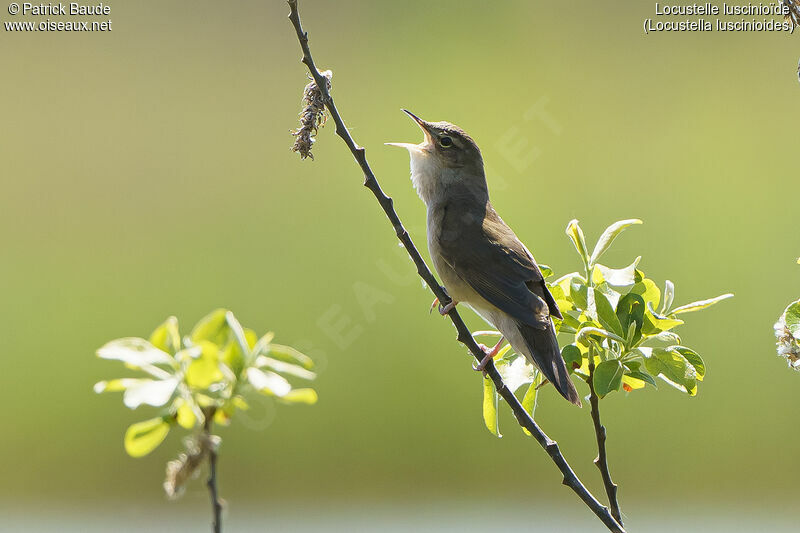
<box><xmin>587</xmin><ymin>353</ymin><xmax>623</xmax><ymax>525</ymax></box>
<box><xmin>285</xmin><ymin>2</ymin><xmax>625</xmax><ymax>531</ymax></box>
<box><xmin>204</xmin><ymin>410</ymin><xmax>222</xmax><ymax>533</ymax></box>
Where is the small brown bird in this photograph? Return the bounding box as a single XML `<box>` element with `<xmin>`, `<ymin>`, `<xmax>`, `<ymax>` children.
<box><xmin>388</xmin><ymin>110</ymin><xmax>581</xmax><ymax>406</ymax></box>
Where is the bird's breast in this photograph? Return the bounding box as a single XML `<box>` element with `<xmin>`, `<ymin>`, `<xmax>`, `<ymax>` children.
<box><xmin>409</xmin><ymin>150</ymin><xmax>440</xmax><ymax>206</ymax></box>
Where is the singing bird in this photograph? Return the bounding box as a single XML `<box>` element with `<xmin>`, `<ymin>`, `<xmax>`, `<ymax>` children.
<box><xmin>388</xmin><ymin>110</ymin><xmax>581</xmax><ymax>406</ymax></box>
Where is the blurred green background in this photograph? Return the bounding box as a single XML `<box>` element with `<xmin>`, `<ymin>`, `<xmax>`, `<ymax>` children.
<box><xmin>2</xmin><ymin>1</ymin><xmax>799</xmax><ymax>530</ymax></box>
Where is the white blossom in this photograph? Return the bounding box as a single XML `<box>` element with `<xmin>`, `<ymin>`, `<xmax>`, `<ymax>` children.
<box><xmin>774</xmin><ymin>316</ymin><xmax>800</xmax><ymax>370</ymax></box>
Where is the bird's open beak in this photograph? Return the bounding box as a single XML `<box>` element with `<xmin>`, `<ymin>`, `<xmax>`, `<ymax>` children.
<box><xmin>385</xmin><ymin>109</ymin><xmax>433</xmax><ymax>152</ymax></box>
<box><xmin>402</xmin><ymin>109</ymin><xmax>434</xmax><ymax>141</ymax></box>
<box><xmin>384</xmin><ymin>141</ymin><xmax>421</xmax><ymax>151</ymax></box>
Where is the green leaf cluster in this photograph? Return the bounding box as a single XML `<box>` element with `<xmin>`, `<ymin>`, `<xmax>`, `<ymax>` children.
<box><xmin>480</xmin><ymin>220</ymin><xmax>732</xmax><ymax>436</ymax></box>
<box><xmin>95</xmin><ymin>310</ymin><xmax>318</xmax><ymax>457</ymax></box>
<box><xmin>481</xmin><ymin>219</ymin><xmax>733</xmax><ymax>437</ymax></box>
<box><xmin>554</xmin><ymin>219</ymin><xmax>732</xmax><ymax>399</ymax></box>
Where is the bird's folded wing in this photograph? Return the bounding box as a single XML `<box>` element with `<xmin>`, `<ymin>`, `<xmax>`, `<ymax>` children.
<box><xmin>438</xmin><ymin>202</ymin><xmax>557</xmax><ymax>328</ymax></box>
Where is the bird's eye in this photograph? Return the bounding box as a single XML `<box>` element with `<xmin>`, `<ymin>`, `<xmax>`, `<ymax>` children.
<box><xmin>439</xmin><ymin>136</ymin><xmax>453</xmax><ymax>147</ymax></box>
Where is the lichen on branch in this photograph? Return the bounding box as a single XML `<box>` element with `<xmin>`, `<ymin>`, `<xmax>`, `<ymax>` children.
<box><xmin>291</xmin><ymin>70</ymin><xmax>332</xmax><ymax>160</ymax></box>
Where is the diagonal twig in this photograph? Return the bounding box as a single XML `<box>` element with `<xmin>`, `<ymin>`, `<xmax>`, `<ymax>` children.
<box><xmin>203</xmin><ymin>411</ymin><xmax>223</xmax><ymax>533</ymax></box>
<box><xmin>587</xmin><ymin>352</ymin><xmax>623</xmax><ymax>526</ymax></box>
<box><xmin>285</xmin><ymin>2</ymin><xmax>624</xmax><ymax>531</ymax></box>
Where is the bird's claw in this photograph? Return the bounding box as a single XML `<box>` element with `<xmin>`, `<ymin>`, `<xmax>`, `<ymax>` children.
<box><xmin>438</xmin><ymin>300</ymin><xmax>456</xmax><ymax>315</ymax></box>
<box><xmin>473</xmin><ymin>337</ymin><xmax>505</xmax><ymax>372</ymax></box>
<box><xmin>431</xmin><ymin>298</ymin><xmax>456</xmax><ymax>316</ymax></box>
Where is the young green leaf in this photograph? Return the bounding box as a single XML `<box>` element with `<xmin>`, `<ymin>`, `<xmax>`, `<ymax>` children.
<box><xmin>174</xmin><ymin>398</ymin><xmax>199</xmax><ymax>429</ymax></box>
<box><xmin>653</xmin><ymin>331</ymin><xmax>682</xmax><ymax>344</ymax></box>
<box><xmin>594</xmin><ymin>258</ymin><xmax>640</xmax><ymax>289</ymax></box>
<box><xmin>225</xmin><ymin>311</ymin><xmax>252</xmax><ymax>361</ymax></box>
<box><xmin>566</xmin><ymin>219</ymin><xmax>590</xmax><ymax>266</ymax></box>
<box><xmin>246</xmin><ymin>367</ymin><xmax>291</xmax><ymax>397</ymax></box>
<box><xmin>185</xmin><ymin>341</ymin><xmax>224</xmax><ymax>389</ymax></box>
<box><xmin>561</xmin><ymin>344</ymin><xmax>583</xmax><ymax>373</ymax></box>
<box><xmin>149</xmin><ymin>316</ymin><xmax>180</xmax><ymax>354</ymax></box>
<box><xmin>590</xmin><ymin>288</ymin><xmax>624</xmax><ymax>337</ymax></box>
<box><xmin>631</xmin><ymin>278</ymin><xmax>661</xmax><ymax>309</ymax></box>
<box><xmin>576</xmin><ymin>327</ymin><xmax>626</xmax><ymax>345</ymax></box>
<box><xmin>269</xmin><ymin>344</ymin><xmax>315</xmax><ymax>370</ymax></box>
<box><xmin>661</xmin><ymin>280</ymin><xmax>675</xmax><ymax>315</ymax></box>
<box><xmin>190</xmin><ymin>309</ymin><xmax>229</xmax><ymax>345</ymax></box>
<box><xmin>616</xmin><ymin>293</ymin><xmax>645</xmax><ymax>344</ymax></box>
<box><xmin>548</xmin><ymin>283</ymin><xmax>567</xmax><ymax>306</ymax></box>
<box><xmin>670</xmin><ymin>293</ymin><xmax>734</xmax><ymax>315</ymax></box>
<box><xmin>589</xmin><ymin>219</ymin><xmax>642</xmax><ymax>266</ymax></box>
<box><xmin>252</xmin><ymin>332</ymin><xmax>277</xmax><ymax>357</ymax></box>
<box><xmin>97</xmin><ymin>338</ymin><xmax>175</xmax><ymax>368</ymax></box>
<box><xmin>124</xmin><ymin>417</ymin><xmax>171</xmax><ymax>457</ymax></box>
<box><xmin>520</xmin><ymin>373</ymin><xmax>541</xmax><ymax>436</ymax></box>
<box><xmin>123</xmin><ymin>377</ymin><xmax>179</xmax><ymax>409</ymax></box>
<box><xmin>624</xmin><ymin>370</ymin><xmax>657</xmax><ymax>387</ymax></box>
<box><xmin>642</xmin><ymin>304</ymin><xmax>684</xmax><ymax>335</ymax></box>
<box><xmin>645</xmin><ymin>348</ymin><xmax>697</xmax><ymax>395</ymax></box>
<box><xmin>93</xmin><ymin>378</ymin><xmax>141</xmax><ymax>394</ymax></box>
<box><xmin>557</xmin><ymin>313</ymin><xmax>582</xmax><ymax>333</ymax></box>
<box><xmin>621</xmin><ymin>375</ymin><xmax>643</xmax><ymax>390</ymax></box>
<box><xmin>174</xmin><ymin>345</ymin><xmax>202</xmax><ymax>363</ymax></box>
<box><xmin>570</xmin><ymin>278</ymin><xmax>589</xmax><ymax>310</ymax></box>
<box><xmin>279</xmin><ymin>388</ymin><xmax>319</xmax><ymax>405</ymax></box>
<box><xmin>482</xmin><ymin>375</ymin><xmax>501</xmax><ymax>437</ymax></box>
<box><xmin>522</xmin><ymin>377</ymin><xmax>539</xmax><ymax>417</ymax></box>
<box><xmin>221</xmin><ymin>339</ymin><xmax>246</xmax><ymax>377</ymax></box>
<box><xmin>255</xmin><ymin>356</ymin><xmax>317</xmax><ymax>380</ymax></box>
<box><xmin>593</xmin><ymin>360</ymin><xmax>624</xmax><ymax>397</ymax></box>
<box><xmin>670</xmin><ymin>346</ymin><xmax>705</xmax><ymax>381</ymax></box>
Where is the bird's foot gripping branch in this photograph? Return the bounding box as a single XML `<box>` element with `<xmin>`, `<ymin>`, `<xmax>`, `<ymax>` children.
<box><xmin>94</xmin><ymin>309</ymin><xmax>318</xmax><ymax>533</ymax></box>
<box><xmin>482</xmin><ymin>219</ymin><xmax>732</xmax><ymax>525</ymax></box>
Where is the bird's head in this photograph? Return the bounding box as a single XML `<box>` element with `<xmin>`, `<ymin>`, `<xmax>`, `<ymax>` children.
<box><xmin>388</xmin><ymin>110</ymin><xmax>483</xmax><ymax>170</ymax></box>
<box><xmin>387</xmin><ymin>110</ymin><xmax>486</xmax><ymax>204</ymax></box>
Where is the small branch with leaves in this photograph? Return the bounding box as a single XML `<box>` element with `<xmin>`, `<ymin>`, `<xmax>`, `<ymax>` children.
<box><xmin>94</xmin><ymin>309</ymin><xmax>319</xmax><ymax>533</ymax></box>
<box><xmin>553</xmin><ymin>219</ymin><xmax>731</xmax><ymax>524</ymax></box>
<box><xmin>479</xmin><ymin>220</ymin><xmax>732</xmax><ymax>525</ymax></box>
<box><xmin>285</xmin><ymin>1</ymin><xmax>624</xmax><ymax>531</ymax></box>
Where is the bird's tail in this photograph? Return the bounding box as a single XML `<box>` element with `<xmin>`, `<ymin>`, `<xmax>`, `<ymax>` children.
<box><xmin>518</xmin><ymin>321</ymin><xmax>581</xmax><ymax>406</ymax></box>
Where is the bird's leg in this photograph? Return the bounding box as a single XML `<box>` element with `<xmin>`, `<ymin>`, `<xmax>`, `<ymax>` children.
<box><xmin>430</xmin><ymin>297</ymin><xmax>457</xmax><ymax>316</ymax></box>
<box><xmin>475</xmin><ymin>336</ymin><xmax>505</xmax><ymax>371</ymax></box>
<box><xmin>439</xmin><ymin>300</ymin><xmax>456</xmax><ymax>315</ymax></box>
